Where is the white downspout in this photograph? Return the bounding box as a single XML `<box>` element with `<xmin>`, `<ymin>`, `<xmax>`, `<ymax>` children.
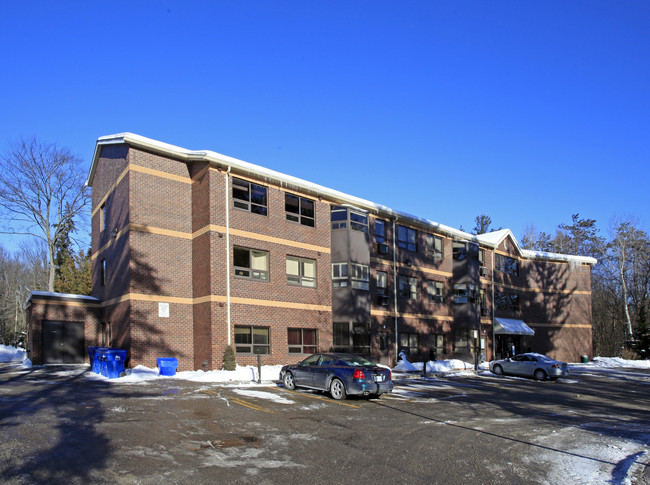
<box><xmin>491</xmin><ymin>250</ymin><xmax>495</xmax><ymax>360</ymax></box>
<box><xmin>392</xmin><ymin>217</ymin><xmax>399</xmax><ymax>364</ymax></box>
<box><xmin>225</xmin><ymin>167</ymin><xmax>232</xmax><ymax>345</ymax></box>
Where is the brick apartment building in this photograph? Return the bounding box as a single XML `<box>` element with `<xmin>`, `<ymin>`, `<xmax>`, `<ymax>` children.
<box><xmin>26</xmin><ymin>133</ymin><xmax>596</xmax><ymax>370</ymax></box>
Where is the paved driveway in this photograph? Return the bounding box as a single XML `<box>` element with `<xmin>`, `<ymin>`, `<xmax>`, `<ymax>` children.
<box><xmin>0</xmin><ymin>363</ymin><xmax>648</xmax><ymax>484</ymax></box>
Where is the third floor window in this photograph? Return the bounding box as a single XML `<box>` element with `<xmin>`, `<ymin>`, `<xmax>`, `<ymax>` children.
<box><xmin>233</xmin><ymin>177</ymin><xmax>268</xmax><ymax>216</ymax></box>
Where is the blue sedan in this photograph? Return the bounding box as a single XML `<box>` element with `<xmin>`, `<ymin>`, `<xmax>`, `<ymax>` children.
<box><xmin>280</xmin><ymin>353</ymin><xmax>393</xmax><ymax>400</ymax></box>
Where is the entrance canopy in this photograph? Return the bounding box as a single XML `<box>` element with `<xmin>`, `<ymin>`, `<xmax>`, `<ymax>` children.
<box><xmin>494</xmin><ymin>318</ymin><xmax>535</xmax><ymax>336</ymax></box>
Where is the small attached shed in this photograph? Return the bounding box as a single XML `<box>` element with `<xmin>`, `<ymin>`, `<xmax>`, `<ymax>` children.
<box><xmin>26</xmin><ymin>292</ymin><xmax>101</xmax><ymax>365</ymax></box>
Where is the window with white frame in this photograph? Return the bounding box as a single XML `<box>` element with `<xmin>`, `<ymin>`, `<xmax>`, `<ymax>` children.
<box><xmin>350</xmin><ymin>263</ymin><xmax>369</xmax><ymax>290</ymax></box>
<box><xmin>332</xmin><ymin>262</ymin><xmax>349</xmax><ymax>287</ymax></box>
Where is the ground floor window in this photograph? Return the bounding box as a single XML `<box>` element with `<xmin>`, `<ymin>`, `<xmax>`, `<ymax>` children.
<box><xmin>453</xmin><ymin>329</ymin><xmax>477</xmax><ymax>353</ymax></box>
<box><xmin>333</xmin><ymin>322</ymin><xmax>370</xmax><ymax>354</ymax></box>
<box><xmin>235</xmin><ymin>326</ymin><xmax>270</xmax><ymax>354</ymax></box>
<box><xmin>399</xmin><ymin>332</ymin><xmax>419</xmax><ymax>356</ymax></box>
<box><xmin>288</xmin><ymin>328</ymin><xmax>318</xmax><ymax>354</ymax></box>
<box><xmin>428</xmin><ymin>334</ymin><xmax>445</xmax><ymax>359</ymax></box>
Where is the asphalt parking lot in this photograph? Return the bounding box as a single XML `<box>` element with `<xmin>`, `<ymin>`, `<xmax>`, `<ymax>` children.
<box><xmin>0</xmin><ymin>363</ymin><xmax>648</xmax><ymax>485</ymax></box>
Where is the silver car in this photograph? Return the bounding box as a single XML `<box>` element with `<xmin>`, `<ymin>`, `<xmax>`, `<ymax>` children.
<box><xmin>489</xmin><ymin>353</ymin><xmax>569</xmax><ymax>381</ymax></box>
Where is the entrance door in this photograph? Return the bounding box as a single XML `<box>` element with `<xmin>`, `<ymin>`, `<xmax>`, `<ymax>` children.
<box><xmin>42</xmin><ymin>321</ymin><xmax>85</xmax><ymax>364</ymax></box>
<box><xmin>495</xmin><ymin>335</ymin><xmax>521</xmax><ymax>359</ymax></box>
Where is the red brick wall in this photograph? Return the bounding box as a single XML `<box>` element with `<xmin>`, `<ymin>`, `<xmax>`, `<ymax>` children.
<box><xmin>27</xmin><ymin>297</ymin><xmax>101</xmax><ymax>365</ymax></box>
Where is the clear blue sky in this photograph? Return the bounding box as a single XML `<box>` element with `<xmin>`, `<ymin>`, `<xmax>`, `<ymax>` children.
<box><xmin>1</xmin><ymin>1</ymin><xmax>648</xmax><ymax>253</ymax></box>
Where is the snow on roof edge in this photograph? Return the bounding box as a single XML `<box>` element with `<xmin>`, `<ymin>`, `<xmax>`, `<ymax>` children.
<box><xmin>88</xmin><ymin>133</ymin><xmax>597</xmax><ymax>265</ymax></box>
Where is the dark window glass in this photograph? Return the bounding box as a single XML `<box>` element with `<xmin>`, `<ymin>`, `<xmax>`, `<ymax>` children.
<box><xmin>235</xmin><ymin>326</ymin><xmax>270</xmax><ymax>354</ymax></box>
<box><xmin>233</xmin><ymin>177</ymin><xmax>268</xmax><ymax>216</ymax></box>
<box><xmin>288</xmin><ymin>328</ymin><xmax>318</xmax><ymax>354</ymax></box>
<box><xmin>285</xmin><ymin>193</ymin><xmax>315</xmax><ymax>227</ymax></box>
<box><xmin>453</xmin><ymin>242</ymin><xmax>467</xmax><ymax>260</ymax></box>
<box><xmin>376</xmin><ymin>220</ymin><xmax>386</xmax><ymax>243</ymax></box>
<box><xmin>397</xmin><ymin>225</ymin><xmax>417</xmax><ymax>252</ymax></box>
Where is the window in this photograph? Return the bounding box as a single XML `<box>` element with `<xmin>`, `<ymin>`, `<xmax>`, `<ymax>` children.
<box><xmin>286</xmin><ymin>256</ymin><xmax>316</xmax><ymax>287</ymax></box>
<box><xmin>235</xmin><ymin>326</ymin><xmax>270</xmax><ymax>354</ymax></box>
<box><xmin>495</xmin><ymin>291</ymin><xmax>520</xmax><ymax>312</ymax></box>
<box><xmin>398</xmin><ymin>275</ymin><xmax>418</xmax><ymax>300</ymax></box>
<box><xmin>453</xmin><ymin>329</ymin><xmax>477</xmax><ymax>353</ymax></box>
<box><xmin>496</xmin><ymin>254</ymin><xmax>519</xmax><ymax>276</ymax></box>
<box><xmin>376</xmin><ymin>271</ymin><xmax>387</xmax><ymax>295</ymax></box>
<box><xmin>285</xmin><ymin>193</ymin><xmax>315</xmax><ymax>227</ymax></box>
<box><xmin>375</xmin><ymin>219</ymin><xmax>387</xmax><ymax>243</ymax></box>
<box><xmin>333</xmin><ymin>322</ymin><xmax>370</xmax><ymax>354</ymax></box>
<box><xmin>428</xmin><ymin>334</ymin><xmax>445</xmax><ymax>357</ymax></box>
<box><xmin>397</xmin><ymin>225</ymin><xmax>417</xmax><ymax>252</ymax></box>
<box><xmin>331</xmin><ymin>206</ymin><xmax>368</xmax><ymax>232</ymax></box>
<box><xmin>234</xmin><ymin>247</ymin><xmax>269</xmax><ymax>280</ymax></box>
<box><xmin>100</xmin><ymin>259</ymin><xmax>106</xmax><ymax>286</ymax></box>
<box><xmin>232</xmin><ymin>177</ymin><xmax>268</xmax><ymax>216</ymax></box>
<box><xmin>332</xmin><ymin>263</ymin><xmax>349</xmax><ymax>287</ymax></box>
<box><xmin>400</xmin><ymin>333</ymin><xmax>419</xmax><ymax>355</ymax></box>
<box><xmin>100</xmin><ymin>203</ymin><xmax>106</xmax><ymax>232</ymax></box>
<box><xmin>350</xmin><ymin>263</ymin><xmax>369</xmax><ymax>290</ymax></box>
<box><xmin>454</xmin><ymin>283</ymin><xmax>468</xmax><ymax>303</ymax></box>
<box><xmin>332</xmin><ymin>262</ymin><xmax>369</xmax><ymax>290</ymax></box>
<box><xmin>426</xmin><ymin>234</ymin><xmax>443</xmax><ymax>259</ymax></box>
<box><xmin>350</xmin><ymin>210</ymin><xmax>369</xmax><ymax>233</ymax></box>
<box><xmin>288</xmin><ymin>328</ymin><xmax>317</xmax><ymax>354</ymax></box>
<box><xmin>455</xmin><ymin>283</ymin><xmax>479</xmax><ymax>303</ymax></box>
<box><xmin>453</xmin><ymin>242</ymin><xmax>467</xmax><ymax>260</ymax></box>
<box><xmin>478</xmin><ymin>249</ymin><xmax>485</xmax><ymax>265</ymax></box>
<box><xmin>427</xmin><ymin>280</ymin><xmax>444</xmax><ymax>302</ymax></box>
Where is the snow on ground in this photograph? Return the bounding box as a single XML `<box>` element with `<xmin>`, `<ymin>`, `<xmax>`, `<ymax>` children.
<box><xmin>0</xmin><ymin>344</ymin><xmax>26</xmax><ymax>363</ymax></box>
<box><xmin>1</xmin><ymin>345</ymin><xmax>648</xmax><ymax>384</ymax></box>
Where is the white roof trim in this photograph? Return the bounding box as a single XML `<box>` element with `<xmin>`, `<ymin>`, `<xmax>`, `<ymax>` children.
<box><xmin>88</xmin><ymin>133</ymin><xmax>597</xmax><ymax>266</ymax></box>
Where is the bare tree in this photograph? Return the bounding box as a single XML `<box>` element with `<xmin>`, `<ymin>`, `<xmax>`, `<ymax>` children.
<box><xmin>0</xmin><ymin>137</ymin><xmax>89</xmax><ymax>291</ymax></box>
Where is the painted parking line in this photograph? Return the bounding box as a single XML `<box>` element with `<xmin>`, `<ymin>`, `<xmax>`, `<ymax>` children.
<box><xmin>274</xmin><ymin>386</ymin><xmax>361</xmax><ymax>409</ymax></box>
<box><xmin>200</xmin><ymin>389</ymin><xmax>277</xmax><ymax>413</ymax></box>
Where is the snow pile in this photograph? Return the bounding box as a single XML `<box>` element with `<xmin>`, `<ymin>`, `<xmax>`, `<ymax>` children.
<box><xmin>92</xmin><ymin>364</ymin><xmax>286</xmax><ymax>384</ymax></box>
<box><xmin>590</xmin><ymin>356</ymin><xmax>650</xmax><ymax>369</ymax></box>
<box><xmin>393</xmin><ymin>351</ymin><xmax>477</xmax><ymax>373</ymax></box>
<box><xmin>0</xmin><ymin>344</ymin><xmax>26</xmax><ymax>363</ymax></box>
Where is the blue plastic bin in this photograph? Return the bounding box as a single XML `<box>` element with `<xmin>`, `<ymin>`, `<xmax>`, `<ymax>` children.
<box><xmin>87</xmin><ymin>346</ymin><xmax>97</xmax><ymax>369</ymax></box>
<box><xmin>94</xmin><ymin>347</ymin><xmax>109</xmax><ymax>376</ymax></box>
<box><xmin>104</xmin><ymin>349</ymin><xmax>128</xmax><ymax>379</ymax></box>
<box><xmin>157</xmin><ymin>358</ymin><xmax>178</xmax><ymax>376</ymax></box>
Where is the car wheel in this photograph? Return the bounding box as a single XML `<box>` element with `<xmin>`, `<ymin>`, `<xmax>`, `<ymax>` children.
<box><xmin>492</xmin><ymin>364</ymin><xmax>504</xmax><ymax>376</ymax></box>
<box><xmin>534</xmin><ymin>369</ymin><xmax>547</xmax><ymax>381</ymax></box>
<box><xmin>330</xmin><ymin>378</ymin><xmax>347</xmax><ymax>400</ymax></box>
<box><xmin>283</xmin><ymin>372</ymin><xmax>296</xmax><ymax>390</ymax></box>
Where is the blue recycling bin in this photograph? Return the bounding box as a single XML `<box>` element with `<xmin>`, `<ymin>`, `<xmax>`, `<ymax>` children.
<box><xmin>87</xmin><ymin>346</ymin><xmax>97</xmax><ymax>369</ymax></box>
<box><xmin>104</xmin><ymin>349</ymin><xmax>128</xmax><ymax>379</ymax></box>
<box><xmin>94</xmin><ymin>347</ymin><xmax>109</xmax><ymax>376</ymax></box>
<box><xmin>157</xmin><ymin>358</ymin><xmax>178</xmax><ymax>376</ymax></box>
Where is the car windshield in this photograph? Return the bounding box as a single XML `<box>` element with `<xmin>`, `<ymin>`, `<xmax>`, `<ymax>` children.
<box><xmin>337</xmin><ymin>355</ymin><xmax>375</xmax><ymax>366</ymax></box>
